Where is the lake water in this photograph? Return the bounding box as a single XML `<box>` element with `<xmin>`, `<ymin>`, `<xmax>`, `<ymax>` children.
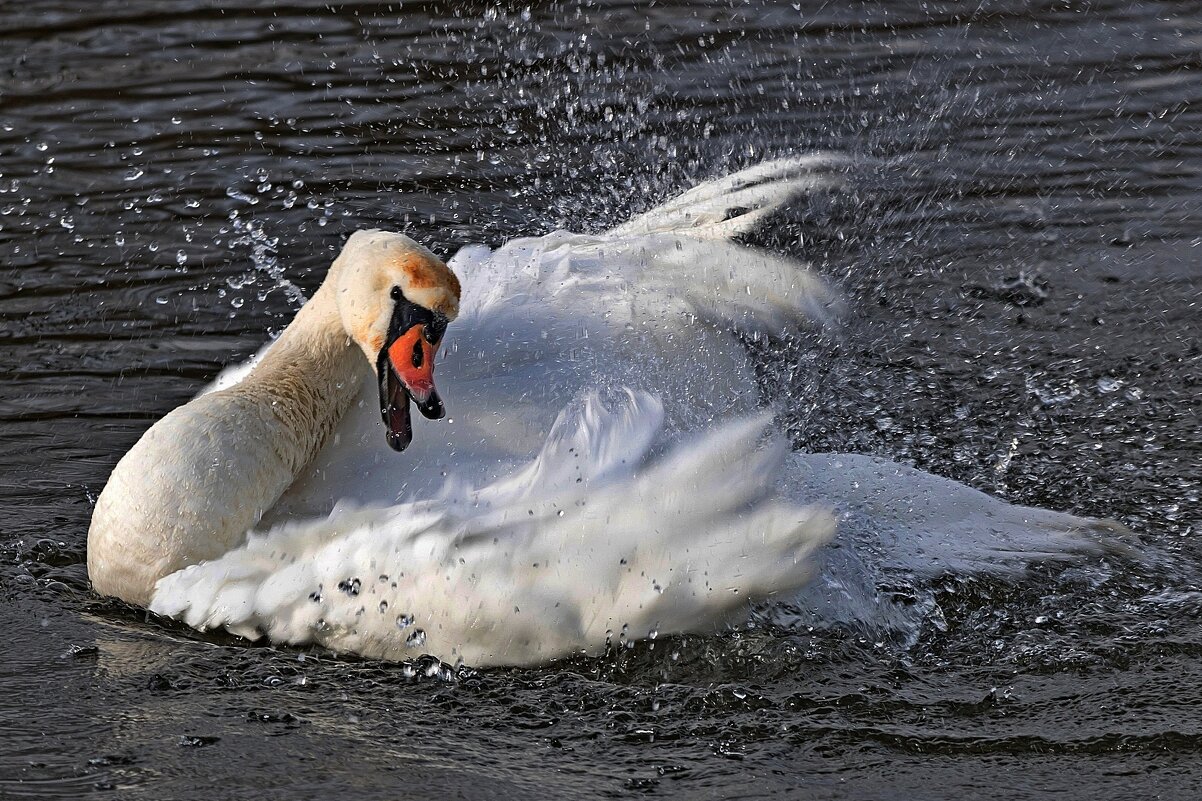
<box><xmin>2</xmin><ymin>1</ymin><xmax>1200</xmax><ymax>798</ymax></box>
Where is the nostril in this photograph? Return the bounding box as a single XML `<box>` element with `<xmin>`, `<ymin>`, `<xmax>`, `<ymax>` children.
<box><xmin>411</xmin><ymin>336</ymin><xmax>424</xmax><ymax>368</ymax></box>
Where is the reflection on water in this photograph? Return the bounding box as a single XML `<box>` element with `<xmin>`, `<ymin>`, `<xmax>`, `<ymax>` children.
<box><xmin>1</xmin><ymin>1</ymin><xmax>1200</xmax><ymax>797</ymax></box>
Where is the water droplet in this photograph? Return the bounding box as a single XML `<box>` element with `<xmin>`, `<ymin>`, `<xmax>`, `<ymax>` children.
<box><xmin>378</xmin><ymin>600</ymin><xmax>388</xmax><ymax>613</ymax></box>
<box><xmin>225</xmin><ymin>187</ymin><xmax>258</xmax><ymax>205</ymax></box>
<box><xmin>405</xmin><ymin>629</ymin><xmax>426</xmax><ymax>648</ymax></box>
<box><xmin>395</xmin><ymin>613</ymin><xmax>414</xmax><ymax>630</ymax></box>
<box><xmin>337</xmin><ymin>578</ymin><xmax>360</xmax><ymax>596</ymax></box>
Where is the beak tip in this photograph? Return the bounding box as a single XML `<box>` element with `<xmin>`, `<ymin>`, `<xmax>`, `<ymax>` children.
<box><xmin>415</xmin><ymin>391</ymin><xmax>445</xmax><ymax>421</ymax></box>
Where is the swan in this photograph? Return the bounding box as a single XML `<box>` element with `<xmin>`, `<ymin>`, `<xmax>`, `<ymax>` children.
<box><xmin>88</xmin><ymin>155</ymin><xmax>1121</xmax><ymax>667</ymax></box>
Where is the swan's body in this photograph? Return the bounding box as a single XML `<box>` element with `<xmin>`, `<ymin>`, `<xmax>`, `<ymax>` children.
<box><xmin>89</xmin><ymin>156</ymin><xmax>1119</xmax><ymax>666</ymax></box>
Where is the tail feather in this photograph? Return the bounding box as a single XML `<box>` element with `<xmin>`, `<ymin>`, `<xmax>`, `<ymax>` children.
<box><xmin>769</xmin><ymin>452</ymin><xmax>1134</xmax><ymax>641</ymax></box>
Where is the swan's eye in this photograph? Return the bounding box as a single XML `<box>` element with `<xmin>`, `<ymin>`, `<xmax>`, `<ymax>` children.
<box><xmin>390</xmin><ymin>286</ymin><xmax>402</xmax><ymax>301</ymax></box>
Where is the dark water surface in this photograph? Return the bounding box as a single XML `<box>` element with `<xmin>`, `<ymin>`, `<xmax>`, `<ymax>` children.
<box><xmin>2</xmin><ymin>1</ymin><xmax>1201</xmax><ymax>798</ymax></box>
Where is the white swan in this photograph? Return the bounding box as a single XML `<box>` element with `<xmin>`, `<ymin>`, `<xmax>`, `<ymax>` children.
<box><xmin>88</xmin><ymin>155</ymin><xmax>1120</xmax><ymax>667</ymax></box>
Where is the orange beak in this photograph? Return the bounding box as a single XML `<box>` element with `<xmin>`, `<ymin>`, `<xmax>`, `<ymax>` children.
<box><xmin>378</xmin><ymin>321</ymin><xmax>446</xmax><ymax>452</ymax></box>
<box><xmin>387</xmin><ymin>324</ymin><xmax>439</xmax><ymax>405</ymax></box>
<box><xmin>377</xmin><ymin>287</ymin><xmax>451</xmax><ymax>452</ymax></box>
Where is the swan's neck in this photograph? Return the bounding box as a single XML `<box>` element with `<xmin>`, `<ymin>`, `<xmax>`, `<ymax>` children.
<box><xmin>235</xmin><ymin>281</ymin><xmax>364</xmax><ymax>474</ymax></box>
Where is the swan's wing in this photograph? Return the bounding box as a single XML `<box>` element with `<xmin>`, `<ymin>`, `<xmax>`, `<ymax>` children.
<box><xmin>150</xmin><ymin>391</ymin><xmax>836</xmax><ymax>667</ymax></box>
<box><xmin>605</xmin><ymin>153</ymin><xmax>850</xmax><ymax>241</ymax></box>
<box><xmin>439</xmin><ymin>153</ymin><xmax>849</xmax><ymax>426</ymax></box>
<box><xmin>271</xmin><ymin>154</ymin><xmax>851</xmax><ymax>515</ymax></box>
<box><xmin>457</xmin><ymin>153</ymin><xmax>849</xmax><ymax>340</ymax></box>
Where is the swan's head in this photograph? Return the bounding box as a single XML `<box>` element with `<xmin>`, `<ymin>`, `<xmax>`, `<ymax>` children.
<box><xmin>333</xmin><ymin>229</ymin><xmax>461</xmax><ymax>452</ymax></box>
